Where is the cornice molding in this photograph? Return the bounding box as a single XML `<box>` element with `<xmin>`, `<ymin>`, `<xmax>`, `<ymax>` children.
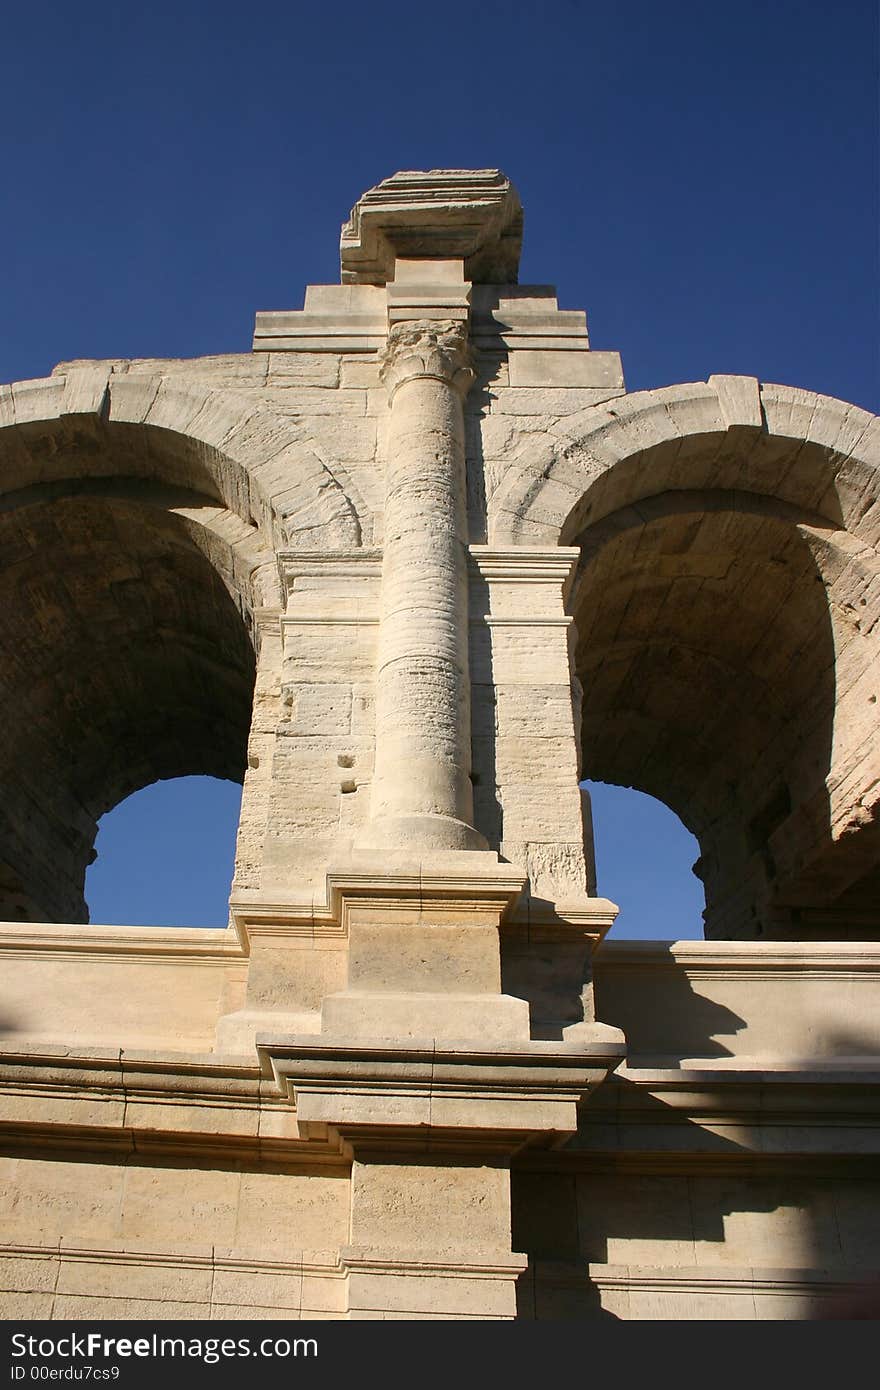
<box><xmin>595</xmin><ymin>940</ymin><xmax>880</xmax><ymax>974</ymax></box>
<box><xmin>0</xmin><ymin>923</ymin><xmax>244</xmax><ymax>963</ymax></box>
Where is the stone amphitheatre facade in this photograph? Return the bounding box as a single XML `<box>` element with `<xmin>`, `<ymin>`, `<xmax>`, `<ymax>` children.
<box><xmin>0</xmin><ymin>170</ymin><xmax>878</xmax><ymax>1320</ymax></box>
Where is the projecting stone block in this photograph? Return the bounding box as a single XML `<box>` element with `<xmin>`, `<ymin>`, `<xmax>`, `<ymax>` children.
<box><xmin>340</xmin><ymin>169</ymin><xmax>523</xmax><ymax>286</ymax></box>
<box><xmin>509</xmin><ymin>350</ymin><xmax>624</xmax><ymax>389</ymax></box>
<box><xmin>320</xmin><ymin>991</ymin><xmax>531</xmax><ymax>1042</ymax></box>
<box><xmin>709</xmin><ymin>373</ymin><xmax>764</xmax><ymax>431</ymax></box>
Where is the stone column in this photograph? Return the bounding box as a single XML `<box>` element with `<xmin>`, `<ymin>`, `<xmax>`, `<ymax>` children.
<box><xmin>364</xmin><ymin>317</ymin><xmax>486</xmax><ymax>854</ymax></box>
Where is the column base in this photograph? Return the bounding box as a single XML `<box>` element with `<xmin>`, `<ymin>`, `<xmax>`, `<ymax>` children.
<box><xmin>356</xmin><ymin>812</ymin><xmax>489</xmax><ymax>854</ymax></box>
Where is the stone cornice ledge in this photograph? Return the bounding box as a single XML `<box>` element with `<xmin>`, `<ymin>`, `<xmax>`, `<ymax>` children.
<box><xmin>571</xmin><ymin>1061</ymin><xmax>880</xmax><ymax>1159</ymax></box>
<box><xmin>535</xmin><ymin>1260</ymin><xmax>876</xmax><ymax>1301</ymax></box>
<box><xmin>618</xmin><ymin>1059</ymin><xmax>880</xmax><ymax>1079</ymax></box>
<box><xmin>0</xmin><ymin>922</ymin><xmax>244</xmax><ymax>962</ymax></box>
<box><xmin>0</xmin><ymin>1046</ymin><xmax>353</xmax><ymax>1166</ymax></box>
<box><xmin>503</xmin><ymin>897</ymin><xmax>620</xmax><ymax>944</ymax></box>
<box><xmin>468</xmin><ymin>545</ymin><xmax>581</xmax><ymax>594</ymax></box>
<box><xmin>595</xmin><ymin>939</ymin><xmax>880</xmax><ymax>977</ymax></box>
<box><xmin>341</xmin><ymin>1246</ymin><xmax>527</xmax><ymax>1279</ymax></box>
<box><xmin>258</xmin><ymin>1033</ymin><xmax>626</xmax><ymax>1157</ymax></box>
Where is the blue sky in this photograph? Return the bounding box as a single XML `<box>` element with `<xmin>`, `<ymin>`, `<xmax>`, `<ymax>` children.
<box><xmin>4</xmin><ymin>1</ymin><xmax>877</xmax><ymax>936</ymax></box>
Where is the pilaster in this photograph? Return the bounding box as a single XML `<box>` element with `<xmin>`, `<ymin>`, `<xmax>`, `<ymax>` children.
<box><xmin>469</xmin><ymin>546</ymin><xmax>599</xmax><ymax>903</ymax></box>
<box><xmin>260</xmin><ymin>1024</ymin><xmax>624</xmax><ymax>1320</ymax></box>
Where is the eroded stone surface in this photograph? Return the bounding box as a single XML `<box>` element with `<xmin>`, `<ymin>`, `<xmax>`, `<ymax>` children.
<box><xmin>0</xmin><ymin>169</ymin><xmax>878</xmax><ymax>1322</ymax></box>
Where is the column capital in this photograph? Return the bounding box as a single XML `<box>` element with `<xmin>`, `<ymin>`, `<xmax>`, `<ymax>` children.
<box><xmin>379</xmin><ymin>318</ymin><xmax>474</xmax><ymax>400</ymax></box>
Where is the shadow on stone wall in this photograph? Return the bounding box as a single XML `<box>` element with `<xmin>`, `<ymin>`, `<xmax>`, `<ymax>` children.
<box><xmin>591</xmin><ymin>946</ymin><xmax>746</xmax><ymax>1061</ymax></box>
<box><xmin>511</xmin><ymin>1015</ymin><xmax>880</xmax><ymax>1320</ymax></box>
<box><xmin>568</xmin><ymin>487</ymin><xmax>875</xmax><ymax>941</ymax></box>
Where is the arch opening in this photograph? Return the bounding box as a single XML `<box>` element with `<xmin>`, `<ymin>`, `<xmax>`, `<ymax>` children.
<box><xmin>572</xmin><ymin>484</ymin><xmax>879</xmax><ymax>939</ymax></box>
<box><xmin>0</xmin><ymin>484</ymin><xmax>258</xmax><ymax>924</ymax></box>
<box><xmin>85</xmin><ymin>776</ymin><xmax>244</xmax><ymax>927</ymax></box>
<box><xmin>584</xmin><ymin>780</ymin><xmax>704</xmax><ymax>940</ymax></box>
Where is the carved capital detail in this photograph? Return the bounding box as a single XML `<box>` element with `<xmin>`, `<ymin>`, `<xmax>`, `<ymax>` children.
<box><xmin>379</xmin><ymin>319</ymin><xmax>474</xmax><ymax>400</ymax></box>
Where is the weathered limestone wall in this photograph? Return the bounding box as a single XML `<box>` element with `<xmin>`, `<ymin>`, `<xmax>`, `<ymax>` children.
<box><xmin>0</xmin><ymin>925</ymin><xmax>245</xmax><ymax>1051</ymax></box>
<box><xmin>516</xmin><ymin>939</ymin><xmax>880</xmax><ymax>1319</ymax></box>
<box><xmin>1</xmin><ymin>937</ymin><xmax>878</xmax><ymax>1319</ymax></box>
<box><xmin>513</xmin><ymin>1170</ymin><xmax>880</xmax><ymax>1319</ymax></box>
<box><xmin>1</xmin><ymin>169</ymin><xmax>878</xmax><ymax>1321</ymax></box>
<box><xmin>3</xmin><ymin>930</ymin><xmax>878</xmax><ymax>1064</ymax></box>
<box><xmin>593</xmin><ymin>940</ymin><xmax>880</xmax><ymax>1062</ymax></box>
<box><xmin>0</xmin><ymin>1153</ymin><xmax>350</xmax><ymax>1320</ymax></box>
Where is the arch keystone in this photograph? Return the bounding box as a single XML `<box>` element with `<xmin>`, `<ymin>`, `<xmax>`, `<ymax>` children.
<box><xmin>709</xmin><ymin>374</ymin><xmax>764</xmax><ymax>432</ymax></box>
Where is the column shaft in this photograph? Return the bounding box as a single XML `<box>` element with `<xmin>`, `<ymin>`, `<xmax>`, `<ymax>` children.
<box><xmin>367</xmin><ymin>319</ymin><xmax>484</xmax><ymax>852</ymax></box>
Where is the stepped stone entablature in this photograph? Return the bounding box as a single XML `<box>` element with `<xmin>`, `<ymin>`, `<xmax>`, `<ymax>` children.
<box><xmin>0</xmin><ymin>169</ymin><xmax>879</xmax><ymax>1321</ymax></box>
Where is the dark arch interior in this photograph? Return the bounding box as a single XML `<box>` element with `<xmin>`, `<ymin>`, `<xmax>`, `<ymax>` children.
<box><xmin>570</xmin><ymin>485</ymin><xmax>871</xmax><ymax>939</ymax></box>
<box><xmin>0</xmin><ymin>491</ymin><xmax>256</xmax><ymax>923</ymax></box>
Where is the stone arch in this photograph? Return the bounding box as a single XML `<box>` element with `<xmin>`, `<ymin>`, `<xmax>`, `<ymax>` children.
<box><xmin>1</xmin><ymin>367</ymin><xmax>367</xmax><ymax>550</ymax></box>
<box><xmin>491</xmin><ymin>378</ymin><xmax>880</xmax><ymax>545</ymax></box>
<box><xmin>491</xmin><ymin>378</ymin><xmax>880</xmax><ymax>939</ymax></box>
<box><xmin>0</xmin><ymin>365</ymin><xmax>367</xmax><ymax>924</ymax></box>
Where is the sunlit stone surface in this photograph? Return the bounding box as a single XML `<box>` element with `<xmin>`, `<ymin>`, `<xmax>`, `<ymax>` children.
<box><xmin>0</xmin><ymin>171</ymin><xmax>878</xmax><ymax>1320</ymax></box>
